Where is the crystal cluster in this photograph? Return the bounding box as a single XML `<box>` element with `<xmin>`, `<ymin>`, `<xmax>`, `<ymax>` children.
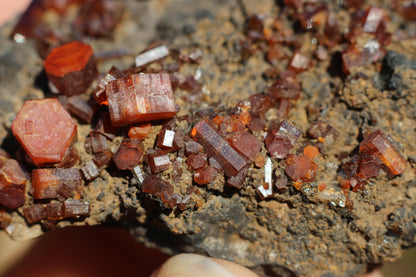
<box><xmin>1</xmin><ymin>0</ymin><xmax>410</xmax><ymax>231</ymax></box>
<box><xmin>340</xmin><ymin>130</ymin><xmax>407</xmax><ymax>191</ymax></box>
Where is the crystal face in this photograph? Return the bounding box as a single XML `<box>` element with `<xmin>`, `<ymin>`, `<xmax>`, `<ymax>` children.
<box><xmin>106</xmin><ymin>73</ymin><xmax>177</xmax><ymax>127</ymax></box>
<box><xmin>44</xmin><ymin>41</ymin><xmax>98</xmax><ymax>95</ymax></box>
<box><xmin>190</xmin><ymin>119</ymin><xmax>247</xmax><ymax>177</ymax></box>
<box><xmin>359</xmin><ymin>130</ymin><xmax>407</xmax><ymax>176</ymax></box>
<box><xmin>31</xmin><ymin>168</ymin><xmax>83</xmax><ymax>199</ymax></box>
<box><xmin>12</xmin><ymin>99</ymin><xmax>77</xmax><ymax>166</ymax></box>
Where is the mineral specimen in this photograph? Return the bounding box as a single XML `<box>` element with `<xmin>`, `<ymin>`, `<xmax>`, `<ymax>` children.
<box><xmin>44</xmin><ymin>41</ymin><xmax>98</xmax><ymax>95</ymax></box>
<box><xmin>359</xmin><ymin>130</ymin><xmax>407</xmax><ymax>176</ymax></box>
<box><xmin>190</xmin><ymin>119</ymin><xmax>246</xmax><ymax>177</ymax></box>
<box><xmin>105</xmin><ymin>73</ymin><xmax>176</xmax><ymax>126</ymax></box>
<box><xmin>31</xmin><ymin>168</ymin><xmax>83</xmax><ymax>199</ymax></box>
<box><xmin>113</xmin><ymin>138</ymin><xmax>144</xmax><ymax>170</ymax></box>
<box><xmin>11</xmin><ymin>99</ymin><xmax>77</xmax><ymax>167</ymax></box>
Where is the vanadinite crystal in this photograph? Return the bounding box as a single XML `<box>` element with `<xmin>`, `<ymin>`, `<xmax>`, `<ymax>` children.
<box><xmin>128</xmin><ymin>124</ymin><xmax>152</xmax><ymax>140</ymax></box>
<box><xmin>31</xmin><ymin>168</ymin><xmax>83</xmax><ymax>199</ymax></box>
<box><xmin>113</xmin><ymin>138</ymin><xmax>145</xmax><ymax>170</ymax></box>
<box><xmin>285</xmin><ymin>154</ymin><xmax>318</xmax><ymax>183</ymax></box>
<box><xmin>63</xmin><ymin>199</ymin><xmax>90</xmax><ymax>217</ymax></box>
<box><xmin>190</xmin><ymin>119</ymin><xmax>247</xmax><ymax>177</ymax></box>
<box><xmin>147</xmin><ymin>150</ymin><xmax>171</xmax><ymax>174</ymax></box>
<box><xmin>24</xmin><ymin>204</ymin><xmax>47</xmax><ymax>224</ymax></box>
<box><xmin>194</xmin><ymin>166</ymin><xmax>218</xmax><ymax>185</ymax></box>
<box><xmin>44</xmin><ymin>41</ymin><xmax>98</xmax><ymax>95</ymax></box>
<box><xmin>11</xmin><ymin>99</ymin><xmax>77</xmax><ymax>166</ymax></box>
<box><xmin>105</xmin><ymin>73</ymin><xmax>176</xmax><ymax>127</ymax></box>
<box><xmin>266</xmin><ymin>120</ymin><xmax>301</xmax><ymax>159</ymax></box>
<box><xmin>141</xmin><ymin>175</ymin><xmax>178</xmax><ymax>208</ymax></box>
<box><xmin>359</xmin><ymin>130</ymin><xmax>407</xmax><ymax>176</ymax></box>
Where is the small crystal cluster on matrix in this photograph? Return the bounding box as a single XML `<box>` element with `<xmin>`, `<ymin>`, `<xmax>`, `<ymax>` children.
<box><xmin>0</xmin><ymin>0</ymin><xmax>410</xmax><ymax>250</ymax></box>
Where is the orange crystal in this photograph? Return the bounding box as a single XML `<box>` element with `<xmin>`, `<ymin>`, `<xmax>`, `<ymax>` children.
<box><xmin>12</xmin><ymin>99</ymin><xmax>77</xmax><ymax>166</ymax></box>
<box><xmin>359</xmin><ymin>130</ymin><xmax>407</xmax><ymax>176</ymax></box>
<box><xmin>106</xmin><ymin>73</ymin><xmax>176</xmax><ymax>127</ymax></box>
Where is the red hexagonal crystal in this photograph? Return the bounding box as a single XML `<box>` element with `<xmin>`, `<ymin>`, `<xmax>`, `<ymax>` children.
<box><xmin>359</xmin><ymin>130</ymin><xmax>407</xmax><ymax>176</ymax></box>
<box><xmin>44</xmin><ymin>41</ymin><xmax>98</xmax><ymax>95</ymax></box>
<box><xmin>106</xmin><ymin>73</ymin><xmax>176</xmax><ymax>127</ymax></box>
<box><xmin>12</xmin><ymin>99</ymin><xmax>77</xmax><ymax>167</ymax></box>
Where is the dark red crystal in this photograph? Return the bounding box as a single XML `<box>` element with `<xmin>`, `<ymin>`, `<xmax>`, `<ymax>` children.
<box><xmin>0</xmin><ymin>184</ymin><xmax>26</xmax><ymax>209</ymax></box>
<box><xmin>24</xmin><ymin>204</ymin><xmax>47</xmax><ymax>224</ymax></box>
<box><xmin>81</xmin><ymin>161</ymin><xmax>100</xmax><ymax>181</ymax></box>
<box><xmin>187</xmin><ymin>153</ymin><xmax>208</xmax><ymax>171</ymax></box>
<box><xmin>46</xmin><ymin>202</ymin><xmax>64</xmax><ymax>220</ymax></box>
<box><xmin>147</xmin><ymin>150</ymin><xmax>171</xmax><ymax>174</ymax></box>
<box><xmin>63</xmin><ymin>199</ymin><xmax>90</xmax><ymax>217</ymax></box>
<box><xmin>113</xmin><ymin>138</ymin><xmax>144</xmax><ymax>170</ymax></box>
<box><xmin>227</xmin><ymin>131</ymin><xmax>260</xmax><ymax>162</ymax></box>
<box><xmin>194</xmin><ymin>166</ymin><xmax>218</xmax><ymax>185</ymax></box>
<box><xmin>190</xmin><ymin>120</ymin><xmax>247</xmax><ymax>177</ymax></box>
<box><xmin>31</xmin><ymin>168</ymin><xmax>83</xmax><ymax>199</ymax></box>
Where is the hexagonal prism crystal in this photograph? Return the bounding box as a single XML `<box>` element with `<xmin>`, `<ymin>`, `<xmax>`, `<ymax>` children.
<box><xmin>31</xmin><ymin>168</ymin><xmax>83</xmax><ymax>199</ymax></box>
<box><xmin>12</xmin><ymin>99</ymin><xmax>77</xmax><ymax>167</ymax></box>
<box><xmin>190</xmin><ymin>119</ymin><xmax>246</xmax><ymax>177</ymax></box>
<box><xmin>44</xmin><ymin>41</ymin><xmax>98</xmax><ymax>95</ymax></box>
<box><xmin>359</xmin><ymin>130</ymin><xmax>407</xmax><ymax>176</ymax></box>
<box><xmin>105</xmin><ymin>73</ymin><xmax>176</xmax><ymax>127</ymax></box>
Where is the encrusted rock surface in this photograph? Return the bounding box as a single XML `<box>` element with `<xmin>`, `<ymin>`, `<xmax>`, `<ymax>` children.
<box><xmin>0</xmin><ymin>1</ymin><xmax>416</xmax><ymax>277</ymax></box>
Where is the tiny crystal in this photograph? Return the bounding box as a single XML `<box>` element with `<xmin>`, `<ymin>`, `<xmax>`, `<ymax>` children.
<box><xmin>132</xmin><ymin>166</ymin><xmax>145</xmax><ymax>184</ymax></box>
<box><xmin>257</xmin><ymin>158</ymin><xmax>273</xmax><ymax>198</ymax></box>
<box><xmin>81</xmin><ymin>161</ymin><xmax>100</xmax><ymax>181</ymax></box>
<box><xmin>191</xmin><ymin>120</ymin><xmax>247</xmax><ymax>177</ymax></box>
<box><xmin>285</xmin><ymin>154</ymin><xmax>318</xmax><ymax>182</ymax></box>
<box><xmin>266</xmin><ymin>120</ymin><xmax>302</xmax><ymax>159</ymax></box>
<box><xmin>128</xmin><ymin>124</ymin><xmax>152</xmax><ymax>140</ymax></box>
<box><xmin>65</xmin><ymin>95</ymin><xmax>94</xmax><ymax>123</ymax></box>
<box><xmin>187</xmin><ymin>153</ymin><xmax>208</xmax><ymax>171</ymax></box>
<box><xmin>135</xmin><ymin>45</ymin><xmax>170</xmax><ymax>68</ymax></box>
<box><xmin>194</xmin><ymin>166</ymin><xmax>218</xmax><ymax>185</ymax></box>
<box><xmin>113</xmin><ymin>138</ymin><xmax>144</xmax><ymax>170</ymax></box>
<box><xmin>64</xmin><ymin>199</ymin><xmax>90</xmax><ymax>217</ymax></box>
<box><xmin>92</xmin><ymin>66</ymin><xmax>123</xmax><ymax>105</ymax></box>
<box><xmin>24</xmin><ymin>204</ymin><xmax>47</xmax><ymax>224</ymax></box>
<box><xmin>147</xmin><ymin>151</ymin><xmax>171</xmax><ymax>174</ymax></box>
<box><xmin>46</xmin><ymin>202</ymin><xmax>64</xmax><ymax>220</ymax></box>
